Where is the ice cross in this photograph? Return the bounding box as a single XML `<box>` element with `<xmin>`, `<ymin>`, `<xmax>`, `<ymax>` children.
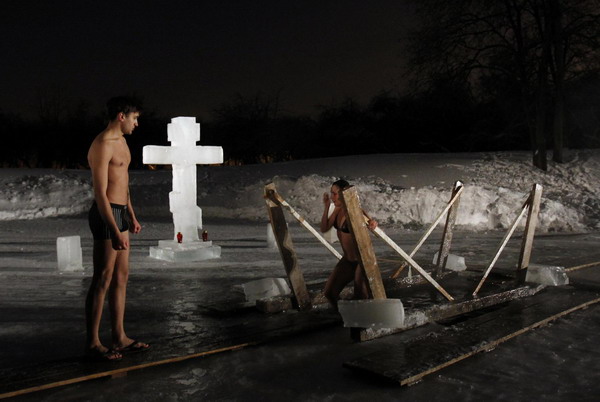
<box><xmin>143</xmin><ymin>117</ymin><xmax>223</xmax><ymax>242</ymax></box>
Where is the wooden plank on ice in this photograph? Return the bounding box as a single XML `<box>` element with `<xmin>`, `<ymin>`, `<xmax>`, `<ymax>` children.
<box><xmin>344</xmin><ymin>287</ymin><xmax>600</xmax><ymax>385</ymax></box>
<box><xmin>518</xmin><ymin>184</ymin><xmax>543</xmax><ymax>272</ymax></box>
<box><xmin>0</xmin><ymin>308</ymin><xmax>342</xmax><ymax>399</ymax></box>
<box><xmin>270</xmin><ymin>191</ymin><xmax>342</xmax><ymax>260</ymax></box>
<box><xmin>355</xmin><ymin>284</ymin><xmax>540</xmax><ymax>342</ymax></box>
<box><xmin>0</xmin><ymin>343</ymin><xmax>252</xmax><ymax>399</ymax></box>
<box><xmin>472</xmin><ymin>202</ymin><xmax>528</xmax><ymax>296</ymax></box>
<box><xmin>390</xmin><ymin>183</ymin><xmax>464</xmax><ymax>279</ymax></box>
<box><xmin>436</xmin><ymin>180</ymin><xmax>463</xmax><ymax>276</ymax></box>
<box><xmin>341</xmin><ymin>186</ymin><xmax>386</xmax><ymax>299</ymax></box>
<box><xmin>264</xmin><ymin>183</ymin><xmax>311</xmax><ymax>310</ymax></box>
<box><xmin>371</xmin><ymin>224</ymin><xmax>454</xmax><ymax>301</ymax></box>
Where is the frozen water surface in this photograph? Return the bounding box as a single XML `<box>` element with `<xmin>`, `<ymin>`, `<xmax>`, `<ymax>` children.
<box><xmin>1</xmin><ymin>151</ymin><xmax>600</xmax><ymax>400</ymax></box>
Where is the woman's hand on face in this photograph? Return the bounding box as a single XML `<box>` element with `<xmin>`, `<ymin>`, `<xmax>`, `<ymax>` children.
<box><xmin>323</xmin><ymin>192</ymin><xmax>330</xmax><ymax>206</ymax></box>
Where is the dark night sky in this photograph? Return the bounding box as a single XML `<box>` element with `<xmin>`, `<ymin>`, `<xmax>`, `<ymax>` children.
<box><xmin>1</xmin><ymin>1</ymin><xmax>415</xmax><ymax>120</ymax></box>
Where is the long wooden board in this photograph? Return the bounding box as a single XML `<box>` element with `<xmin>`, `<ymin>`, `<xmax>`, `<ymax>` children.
<box><xmin>341</xmin><ymin>186</ymin><xmax>386</xmax><ymax>299</ymax></box>
<box><xmin>518</xmin><ymin>184</ymin><xmax>543</xmax><ymax>270</ymax></box>
<box><xmin>344</xmin><ymin>287</ymin><xmax>600</xmax><ymax>385</ymax></box>
<box><xmin>0</xmin><ymin>343</ymin><xmax>250</xmax><ymax>400</ymax></box>
<box><xmin>264</xmin><ymin>183</ymin><xmax>312</xmax><ymax>310</ymax></box>
<box><xmin>0</xmin><ymin>308</ymin><xmax>342</xmax><ymax>399</ymax></box>
<box><xmin>356</xmin><ymin>284</ymin><xmax>541</xmax><ymax>342</ymax></box>
<box><xmin>271</xmin><ymin>191</ymin><xmax>342</xmax><ymax>260</ymax></box>
<box><xmin>436</xmin><ymin>180</ymin><xmax>463</xmax><ymax>275</ymax></box>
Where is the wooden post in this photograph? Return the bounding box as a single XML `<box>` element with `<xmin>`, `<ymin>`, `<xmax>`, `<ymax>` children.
<box><xmin>472</xmin><ymin>202</ymin><xmax>529</xmax><ymax>297</ymax></box>
<box><xmin>390</xmin><ymin>182</ymin><xmax>464</xmax><ymax>279</ymax></box>
<box><xmin>264</xmin><ymin>184</ymin><xmax>311</xmax><ymax>310</ymax></box>
<box><xmin>340</xmin><ymin>186</ymin><xmax>386</xmax><ymax>299</ymax></box>
<box><xmin>518</xmin><ymin>184</ymin><xmax>543</xmax><ymax>272</ymax></box>
<box><xmin>435</xmin><ymin>181</ymin><xmax>463</xmax><ymax>276</ymax></box>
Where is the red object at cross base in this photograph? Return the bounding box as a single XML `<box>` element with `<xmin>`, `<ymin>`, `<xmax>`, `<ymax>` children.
<box><xmin>202</xmin><ymin>230</ymin><xmax>208</xmax><ymax>241</ymax></box>
<box><xmin>177</xmin><ymin>232</ymin><xmax>183</xmax><ymax>243</ymax></box>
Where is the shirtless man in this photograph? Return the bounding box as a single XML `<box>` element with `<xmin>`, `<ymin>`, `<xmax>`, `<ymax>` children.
<box><xmin>85</xmin><ymin>96</ymin><xmax>149</xmax><ymax>361</ymax></box>
<box><xmin>320</xmin><ymin>179</ymin><xmax>377</xmax><ymax>309</ymax></box>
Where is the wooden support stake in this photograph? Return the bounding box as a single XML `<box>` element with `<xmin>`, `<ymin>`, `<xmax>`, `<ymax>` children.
<box><xmin>472</xmin><ymin>202</ymin><xmax>529</xmax><ymax>297</ymax></box>
<box><xmin>341</xmin><ymin>186</ymin><xmax>387</xmax><ymax>299</ymax></box>
<box><xmin>517</xmin><ymin>184</ymin><xmax>543</xmax><ymax>271</ymax></box>
<box><xmin>270</xmin><ymin>192</ymin><xmax>342</xmax><ymax>260</ymax></box>
<box><xmin>370</xmin><ymin>222</ymin><xmax>454</xmax><ymax>301</ymax></box>
<box><xmin>390</xmin><ymin>183</ymin><xmax>464</xmax><ymax>279</ymax></box>
<box><xmin>264</xmin><ymin>184</ymin><xmax>311</xmax><ymax>310</ymax></box>
<box><xmin>565</xmin><ymin>261</ymin><xmax>600</xmax><ymax>273</ymax></box>
<box><xmin>435</xmin><ymin>180</ymin><xmax>464</xmax><ymax>276</ymax></box>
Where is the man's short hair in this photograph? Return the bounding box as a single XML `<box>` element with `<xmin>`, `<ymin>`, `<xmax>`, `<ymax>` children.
<box><xmin>106</xmin><ymin>96</ymin><xmax>143</xmax><ymax>120</ymax></box>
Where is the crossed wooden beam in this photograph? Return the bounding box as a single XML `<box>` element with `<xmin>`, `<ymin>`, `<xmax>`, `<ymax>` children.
<box><xmin>264</xmin><ymin>181</ymin><xmax>543</xmax><ymax>310</ymax></box>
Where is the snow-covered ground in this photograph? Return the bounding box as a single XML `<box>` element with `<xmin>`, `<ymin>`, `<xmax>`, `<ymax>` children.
<box><xmin>1</xmin><ymin>150</ymin><xmax>598</xmax><ymax>232</ymax></box>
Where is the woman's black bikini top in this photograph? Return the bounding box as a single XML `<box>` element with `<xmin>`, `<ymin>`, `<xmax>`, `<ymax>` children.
<box><xmin>333</xmin><ymin>218</ymin><xmax>350</xmax><ymax>233</ymax></box>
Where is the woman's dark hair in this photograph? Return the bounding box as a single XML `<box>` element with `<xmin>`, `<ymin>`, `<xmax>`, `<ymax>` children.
<box><xmin>106</xmin><ymin>96</ymin><xmax>143</xmax><ymax>120</ymax></box>
<box><xmin>332</xmin><ymin>179</ymin><xmax>350</xmax><ymax>190</ymax></box>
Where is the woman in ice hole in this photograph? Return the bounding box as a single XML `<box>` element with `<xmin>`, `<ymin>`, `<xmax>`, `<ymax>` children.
<box><xmin>320</xmin><ymin>179</ymin><xmax>378</xmax><ymax>309</ymax></box>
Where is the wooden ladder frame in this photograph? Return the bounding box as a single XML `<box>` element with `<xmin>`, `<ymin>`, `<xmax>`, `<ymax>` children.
<box><xmin>390</xmin><ymin>181</ymin><xmax>464</xmax><ymax>279</ymax></box>
<box><xmin>472</xmin><ymin>184</ymin><xmax>543</xmax><ymax>296</ymax></box>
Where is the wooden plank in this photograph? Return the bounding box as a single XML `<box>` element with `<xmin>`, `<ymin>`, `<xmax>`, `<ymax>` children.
<box><xmin>355</xmin><ymin>284</ymin><xmax>540</xmax><ymax>342</ymax></box>
<box><xmin>270</xmin><ymin>191</ymin><xmax>342</xmax><ymax>260</ymax></box>
<box><xmin>472</xmin><ymin>202</ymin><xmax>528</xmax><ymax>296</ymax></box>
<box><xmin>344</xmin><ymin>288</ymin><xmax>600</xmax><ymax>385</ymax></box>
<box><xmin>565</xmin><ymin>261</ymin><xmax>600</xmax><ymax>272</ymax></box>
<box><xmin>390</xmin><ymin>183</ymin><xmax>464</xmax><ymax>279</ymax></box>
<box><xmin>340</xmin><ymin>186</ymin><xmax>386</xmax><ymax>299</ymax></box>
<box><xmin>0</xmin><ymin>308</ymin><xmax>342</xmax><ymax>399</ymax></box>
<box><xmin>518</xmin><ymin>184</ymin><xmax>543</xmax><ymax>271</ymax></box>
<box><xmin>264</xmin><ymin>184</ymin><xmax>311</xmax><ymax>310</ymax></box>
<box><xmin>0</xmin><ymin>343</ymin><xmax>251</xmax><ymax>399</ymax></box>
<box><xmin>435</xmin><ymin>180</ymin><xmax>463</xmax><ymax>276</ymax></box>
<box><xmin>371</xmin><ymin>224</ymin><xmax>454</xmax><ymax>301</ymax></box>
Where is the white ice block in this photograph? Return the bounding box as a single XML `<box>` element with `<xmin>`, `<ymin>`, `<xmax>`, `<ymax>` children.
<box><xmin>168</xmin><ymin>116</ymin><xmax>200</xmax><ymax>144</ymax></box>
<box><xmin>525</xmin><ymin>264</ymin><xmax>569</xmax><ymax>286</ymax></box>
<box><xmin>433</xmin><ymin>252</ymin><xmax>467</xmax><ymax>271</ymax></box>
<box><xmin>149</xmin><ymin>240</ymin><xmax>221</xmax><ymax>262</ymax></box>
<box><xmin>242</xmin><ymin>278</ymin><xmax>291</xmax><ymax>303</ymax></box>
<box><xmin>338</xmin><ymin>299</ymin><xmax>404</xmax><ymax>329</ymax></box>
<box><xmin>56</xmin><ymin>236</ymin><xmax>83</xmax><ymax>272</ymax></box>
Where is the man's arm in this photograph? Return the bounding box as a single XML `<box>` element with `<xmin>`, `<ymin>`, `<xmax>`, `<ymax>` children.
<box><xmin>89</xmin><ymin>140</ymin><xmax>129</xmax><ymax>249</ymax></box>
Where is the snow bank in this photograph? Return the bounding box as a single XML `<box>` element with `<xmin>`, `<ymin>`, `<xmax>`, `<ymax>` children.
<box><xmin>0</xmin><ymin>173</ymin><xmax>93</xmax><ymax>220</ymax></box>
<box><xmin>1</xmin><ymin>150</ymin><xmax>598</xmax><ymax>232</ymax></box>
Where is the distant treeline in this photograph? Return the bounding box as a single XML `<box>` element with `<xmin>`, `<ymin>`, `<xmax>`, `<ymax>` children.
<box><xmin>1</xmin><ymin>79</ymin><xmax>599</xmax><ymax>169</ymax></box>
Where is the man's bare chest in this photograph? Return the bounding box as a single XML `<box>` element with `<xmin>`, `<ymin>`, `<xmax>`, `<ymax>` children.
<box><xmin>110</xmin><ymin>143</ymin><xmax>131</xmax><ymax>167</ymax></box>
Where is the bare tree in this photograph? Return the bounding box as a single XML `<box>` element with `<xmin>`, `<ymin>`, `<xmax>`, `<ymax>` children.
<box><xmin>406</xmin><ymin>0</ymin><xmax>600</xmax><ymax>169</ymax></box>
